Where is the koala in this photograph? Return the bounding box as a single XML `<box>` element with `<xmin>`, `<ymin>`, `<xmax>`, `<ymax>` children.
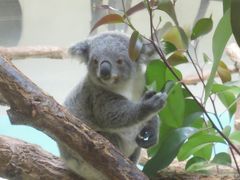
<box><xmin>59</xmin><ymin>31</ymin><xmax>167</xmax><ymax>180</ymax></box>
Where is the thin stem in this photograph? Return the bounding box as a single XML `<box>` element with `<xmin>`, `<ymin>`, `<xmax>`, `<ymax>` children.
<box><xmin>186</xmin><ymin>50</ymin><xmax>224</xmax><ymax>129</ymax></box>
<box><xmin>121</xmin><ymin>0</ymin><xmax>137</xmax><ymax>32</ymax></box>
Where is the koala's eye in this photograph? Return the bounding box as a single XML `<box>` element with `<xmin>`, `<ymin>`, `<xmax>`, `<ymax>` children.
<box><xmin>93</xmin><ymin>59</ymin><xmax>98</xmax><ymax>64</ymax></box>
<box><xmin>117</xmin><ymin>59</ymin><xmax>123</xmax><ymax>65</ymax></box>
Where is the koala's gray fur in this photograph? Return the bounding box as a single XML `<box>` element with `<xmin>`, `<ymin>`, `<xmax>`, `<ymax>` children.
<box><xmin>58</xmin><ymin>31</ymin><xmax>167</xmax><ymax>180</ymax></box>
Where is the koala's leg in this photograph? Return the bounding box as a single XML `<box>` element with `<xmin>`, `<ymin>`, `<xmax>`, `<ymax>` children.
<box><xmin>136</xmin><ymin>115</ymin><xmax>160</xmax><ymax>148</ymax></box>
<box><xmin>58</xmin><ymin>144</ymin><xmax>108</xmax><ymax>180</ymax></box>
<box><xmin>129</xmin><ymin>147</ymin><xmax>141</xmax><ymax>164</ymax></box>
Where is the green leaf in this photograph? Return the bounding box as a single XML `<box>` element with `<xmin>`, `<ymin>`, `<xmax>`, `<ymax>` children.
<box><xmin>212</xmin><ymin>152</ymin><xmax>232</xmax><ymax>166</ymax></box>
<box><xmin>193</xmin><ymin>144</ymin><xmax>213</xmax><ymax>160</ymax></box>
<box><xmin>231</xmin><ymin>0</ymin><xmax>240</xmax><ymax>47</ymax></box>
<box><xmin>124</xmin><ymin>0</ymin><xmax>157</xmax><ymax>18</ymax></box>
<box><xmin>158</xmin><ymin>0</ymin><xmax>178</xmax><ymax>25</ymax></box>
<box><xmin>163</xmin><ymin>26</ymin><xmax>188</xmax><ymax>50</ymax></box>
<box><xmin>183</xmin><ymin>112</ymin><xmax>203</xmax><ymax>127</ymax></box>
<box><xmin>218</xmin><ymin>91</ymin><xmax>236</xmax><ymax>119</ymax></box>
<box><xmin>90</xmin><ymin>14</ymin><xmax>124</xmax><ymax>33</ymax></box>
<box><xmin>204</xmin><ymin>9</ymin><xmax>232</xmax><ymax>102</ymax></box>
<box><xmin>184</xmin><ymin>99</ymin><xmax>202</xmax><ymax>118</ymax></box>
<box><xmin>230</xmin><ymin>131</ymin><xmax>240</xmax><ymax>144</ymax></box>
<box><xmin>185</xmin><ymin>156</ymin><xmax>206</xmax><ymax>170</ymax></box>
<box><xmin>217</xmin><ymin>61</ymin><xmax>232</xmax><ymax>83</ymax></box>
<box><xmin>167</xmin><ymin>51</ymin><xmax>188</xmax><ymax>66</ymax></box>
<box><xmin>162</xmin><ymin>80</ymin><xmax>175</xmax><ymax>94</ymax></box>
<box><xmin>148</xmin><ymin>123</ymin><xmax>173</xmax><ymax>157</ymax></box>
<box><xmin>223</xmin><ymin>0</ymin><xmax>230</xmax><ymax>13</ymax></box>
<box><xmin>162</xmin><ymin>41</ymin><xmax>177</xmax><ymax>55</ymax></box>
<box><xmin>156</xmin><ymin>22</ymin><xmax>173</xmax><ymax>40</ymax></box>
<box><xmin>186</xmin><ymin>161</ymin><xmax>212</xmax><ymax>173</ymax></box>
<box><xmin>143</xmin><ymin>127</ymin><xmax>197</xmax><ymax>177</ymax></box>
<box><xmin>128</xmin><ymin>31</ymin><xmax>143</xmax><ymax>61</ymax></box>
<box><xmin>222</xmin><ymin>125</ymin><xmax>231</xmax><ymax>137</ymax></box>
<box><xmin>191</xmin><ymin>17</ymin><xmax>213</xmax><ymax>40</ymax></box>
<box><xmin>212</xmin><ymin>83</ymin><xmax>240</xmax><ymax>95</ymax></box>
<box><xmin>165</xmin><ymin>66</ymin><xmax>182</xmax><ymax>81</ymax></box>
<box><xmin>160</xmin><ymin>84</ymin><xmax>185</xmax><ymax>128</ymax></box>
<box><xmin>203</xmin><ymin>53</ymin><xmax>212</xmax><ymax>63</ymax></box>
<box><xmin>178</xmin><ymin>133</ymin><xmax>225</xmax><ymax>161</ymax></box>
<box><xmin>146</xmin><ymin>60</ymin><xmax>166</xmax><ymax>91</ymax></box>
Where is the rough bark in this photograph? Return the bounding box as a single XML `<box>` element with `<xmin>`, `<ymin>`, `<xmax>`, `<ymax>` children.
<box><xmin>0</xmin><ymin>56</ymin><xmax>147</xmax><ymax>180</ymax></box>
<box><xmin>0</xmin><ymin>135</ymin><xmax>82</xmax><ymax>180</ymax></box>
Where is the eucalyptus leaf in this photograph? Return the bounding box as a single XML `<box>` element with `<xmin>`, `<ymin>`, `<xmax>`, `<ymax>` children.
<box><xmin>222</xmin><ymin>125</ymin><xmax>231</xmax><ymax>137</ymax></box>
<box><xmin>217</xmin><ymin>61</ymin><xmax>231</xmax><ymax>83</ymax></box>
<box><xmin>203</xmin><ymin>53</ymin><xmax>212</xmax><ymax>63</ymax></box>
<box><xmin>231</xmin><ymin>0</ymin><xmax>240</xmax><ymax>47</ymax></box>
<box><xmin>185</xmin><ymin>156</ymin><xmax>206</xmax><ymax>170</ymax></box>
<box><xmin>212</xmin><ymin>83</ymin><xmax>240</xmax><ymax>95</ymax></box>
<box><xmin>158</xmin><ymin>0</ymin><xmax>178</xmax><ymax>25</ymax></box>
<box><xmin>191</xmin><ymin>17</ymin><xmax>213</xmax><ymax>40</ymax></box>
<box><xmin>218</xmin><ymin>91</ymin><xmax>236</xmax><ymax>119</ymax></box>
<box><xmin>212</xmin><ymin>152</ymin><xmax>232</xmax><ymax>166</ymax></box>
<box><xmin>163</xmin><ymin>26</ymin><xmax>187</xmax><ymax>50</ymax></box>
<box><xmin>128</xmin><ymin>31</ymin><xmax>143</xmax><ymax>61</ymax></box>
<box><xmin>160</xmin><ymin>84</ymin><xmax>185</xmax><ymax>128</ymax></box>
<box><xmin>204</xmin><ymin>9</ymin><xmax>232</xmax><ymax>102</ymax></box>
<box><xmin>165</xmin><ymin>66</ymin><xmax>182</xmax><ymax>81</ymax></box>
<box><xmin>162</xmin><ymin>41</ymin><xmax>177</xmax><ymax>55</ymax></box>
<box><xmin>193</xmin><ymin>144</ymin><xmax>213</xmax><ymax>160</ymax></box>
<box><xmin>90</xmin><ymin>14</ymin><xmax>124</xmax><ymax>33</ymax></box>
<box><xmin>183</xmin><ymin>112</ymin><xmax>203</xmax><ymax>127</ymax></box>
<box><xmin>229</xmin><ymin>131</ymin><xmax>240</xmax><ymax>144</ymax></box>
<box><xmin>186</xmin><ymin>161</ymin><xmax>213</xmax><ymax>172</ymax></box>
<box><xmin>178</xmin><ymin>134</ymin><xmax>225</xmax><ymax>161</ymax></box>
<box><xmin>146</xmin><ymin>60</ymin><xmax>166</xmax><ymax>91</ymax></box>
<box><xmin>167</xmin><ymin>51</ymin><xmax>188</xmax><ymax>66</ymax></box>
<box><xmin>148</xmin><ymin>122</ymin><xmax>173</xmax><ymax>157</ymax></box>
<box><xmin>143</xmin><ymin>127</ymin><xmax>197</xmax><ymax>177</ymax></box>
<box><xmin>223</xmin><ymin>0</ymin><xmax>230</xmax><ymax>13</ymax></box>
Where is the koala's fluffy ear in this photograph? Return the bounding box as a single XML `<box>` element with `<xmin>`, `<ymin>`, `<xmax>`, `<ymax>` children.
<box><xmin>68</xmin><ymin>40</ymin><xmax>89</xmax><ymax>62</ymax></box>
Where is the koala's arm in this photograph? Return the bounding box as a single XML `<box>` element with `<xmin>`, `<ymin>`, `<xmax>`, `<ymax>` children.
<box><xmin>93</xmin><ymin>90</ymin><xmax>167</xmax><ymax>129</ymax></box>
<box><xmin>136</xmin><ymin>115</ymin><xmax>160</xmax><ymax>148</ymax></box>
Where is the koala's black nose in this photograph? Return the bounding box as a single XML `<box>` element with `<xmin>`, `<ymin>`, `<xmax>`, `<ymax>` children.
<box><xmin>99</xmin><ymin>61</ymin><xmax>111</xmax><ymax>79</ymax></box>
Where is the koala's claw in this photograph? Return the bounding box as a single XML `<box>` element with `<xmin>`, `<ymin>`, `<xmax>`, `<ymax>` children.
<box><xmin>142</xmin><ymin>90</ymin><xmax>157</xmax><ymax>100</ymax></box>
<box><xmin>141</xmin><ymin>91</ymin><xmax>167</xmax><ymax>112</ymax></box>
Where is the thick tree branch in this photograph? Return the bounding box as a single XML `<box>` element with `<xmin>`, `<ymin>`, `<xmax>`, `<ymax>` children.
<box><xmin>0</xmin><ymin>135</ymin><xmax>82</xmax><ymax>180</ymax></box>
<box><xmin>0</xmin><ymin>57</ymin><xmax>147</xmax><ymax>180</ymax></box>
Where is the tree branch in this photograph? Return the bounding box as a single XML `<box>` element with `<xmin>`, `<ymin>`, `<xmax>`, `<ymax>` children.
<box><xmin>0</xmin><ymin>46</ymin><xmax>67</xmax><ymax>60</ymax></box>
<box><xmin>0</xmin><ymin>56</ymin><xmax>147</xmax><ymax>180</ymax></box>
<box><xmin>0</xmin><ymin>135</ymin><xmax>82</xmax><ymax>180</ymax></box>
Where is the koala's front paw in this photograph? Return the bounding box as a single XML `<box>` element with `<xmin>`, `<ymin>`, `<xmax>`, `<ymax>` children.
<box><xmin>141</xmin><ymin>91</ymin><xmax>167</xmax><ymax>113</ymax></box>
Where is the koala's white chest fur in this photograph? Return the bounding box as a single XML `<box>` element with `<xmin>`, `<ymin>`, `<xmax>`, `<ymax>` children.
<box><xmin>110</xmin><ymin>67</ymin><xmax>146</xmax><ymax>157</ymax></box>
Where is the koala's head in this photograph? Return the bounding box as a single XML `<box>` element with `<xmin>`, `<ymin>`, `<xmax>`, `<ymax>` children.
<box><xmin>69</xmin><ymin>31</ymin><xmax>154</xmax><ymax>89</ymax></box>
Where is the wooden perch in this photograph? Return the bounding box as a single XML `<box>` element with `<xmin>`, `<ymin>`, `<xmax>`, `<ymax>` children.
<box><xmin>0</xmin><ymin>135</ymin><xmax>82</xmax><ymax>180</ymax></box>
<box><xmin>0</xmin><ymin>56</ymin><xmax>147</xmax><ymax>180</ymax></box>
<box><xmin>0</xmin><ymin>46</ymin><xmax>68</xmax><ymax>60</ymax></box>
